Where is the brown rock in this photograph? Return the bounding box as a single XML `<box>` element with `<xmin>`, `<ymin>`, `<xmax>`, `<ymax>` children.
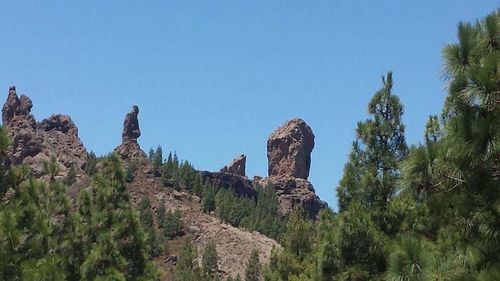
<box><xmin>263</xmin><ymin>118</ymin><xmax>326</xmax><ymax>218</ymax></box>
<box><xmin>122</xmin><ymin>105</ymin><xmax>141</xmax><ymax>142</ymax></box>
<box><xmin>1</xmin><ymin>86</ymin><xmax>87</xmax><ymax>176</ymax></box>
<box><xmin>267</xmin><ymin>118</ymin><xmax>314</xmax><ymax>180</ymax></box>
<box><xmin>114</xmin><ymin>105</ymin><xmax>146</xmax><ymax>160</ymax></box>
<box><xmin>255</xmin><ymin>176</ymin><xmax>326</xmax><ymax>219</ymax></box>
<box><xmin>38</xmin><ymin>114</ymin><xmax>88</xmax><ymax>171</ymax></box>
<box><xmin>200</xmin><ymin>171</ymin><xmax>256</xmax><ymax>198</ymax></box>
<box><xmin>220</xmin><ymin>154</ymin><xmax>246</xmax><ymax>177</ymax></box>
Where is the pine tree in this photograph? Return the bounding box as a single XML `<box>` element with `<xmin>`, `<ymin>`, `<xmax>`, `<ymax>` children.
<box><xmin>84</xmin><ymin>151</ymin><xmax>98</xmax><ymax>176</ymax></box>
<box><xmin>153</xmin><ymin>145</ymin><xmax>163</xmax><ymax>176</ymax></box>
<box><xmin>0</xmin><ymin>140</ymin><xmax>71</xmax><ymax>280</ymax></box>
<box><xmin>175</xmin><ymin>239</ymin><xmax>202</xmax><ymax>281</ymax></box>
<box><xmin>337</xmin><ymin>71</ymin><xmax>407</xmax><ymax>230</ymax></box>
<box><xmin>202</xmin><ymin>186</ymin><xmax>216</xmax><ymax>213</ymax></box>
<box><xmin>202</xmin><ymin>240</ymin><xmax>219</xmax><ymax>278</ymax></box>
<box><xmin>73</xmin><ymin>154</ymin><xmax>159</xmax><ymax>280</ymax></box>
<box><xmin>244</xmin><ymin>249</ymin><xmax>261</xmax><ymax>281</ymax></box>
<box><xmin>148</xmin><ymin>147</ymin><xmax>155</xmax><ymax>160</ymax></box>
<box><xmin>64</xmin><ymin>164</ymin><xmax>77</xmax><ymax>186</ymax></box>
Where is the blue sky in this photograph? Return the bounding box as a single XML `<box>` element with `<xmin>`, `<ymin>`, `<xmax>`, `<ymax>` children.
<box><xmin>1</xmin><ymin>1</ymin><xmax>497</xmax><ymax>210</ymax></box>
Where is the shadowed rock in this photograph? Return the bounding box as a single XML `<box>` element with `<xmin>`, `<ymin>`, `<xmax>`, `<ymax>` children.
<box><xmin>220</xmin><ymin>154</ymin><xmax>246</xmax><ymax>177</ymax></box>
<box><xmin>114</xmin><ymin>105</ymin><xmax>146</xmax><ymax>160</ymax></box>
<box><xmin>122</xmin><ymin>105</ymin><xmax>141</xmax><ymax>142</ymax></box>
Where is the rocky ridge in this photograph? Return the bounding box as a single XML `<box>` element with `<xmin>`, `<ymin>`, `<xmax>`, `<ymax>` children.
<box><xmin>2</xmin><ymin>86</ymin><xmax>87</xmax><ymax>176</ymax></box>
<box><xmin>1</xmin><ymin>86</ymin><xmax>326</xmax><ymax>279</ymax></box>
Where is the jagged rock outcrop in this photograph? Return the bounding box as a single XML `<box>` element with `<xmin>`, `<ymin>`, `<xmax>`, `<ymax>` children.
<box><xmin>220</xmin><ymin>154</ymin><xmax>246</xmax><ymax>177</ymax></box>
<box><xmin>267</xmin><ymin>118</ymin><xmax>314</xmax><ymax>180</ymax></box>
<box><xmin>1</xmin><ymin>86</ymin><xmax>87</xmax><ymax>175</ymax></box>
<box><xmin>114</xmin><ymin>105</ymin><xmax>147</xmax><ymax>160</ymax></box>
<box><xmin>263</xmin><ymin>118</ymin><xmax>325</xmax><ymax>218</ymax></box>
<box><xmin>200</xmin><ymin>171</ymin><xmax>256</xmax><ymax>198</ymax></box>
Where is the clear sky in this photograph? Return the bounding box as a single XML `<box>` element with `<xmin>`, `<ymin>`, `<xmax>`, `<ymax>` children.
<box><xmin>1</xmin><ymin>1</ymin><xmax>497</xmax><ymax>210</ymax></box>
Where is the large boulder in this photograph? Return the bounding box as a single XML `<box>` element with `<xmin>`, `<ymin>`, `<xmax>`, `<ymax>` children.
<box><xmin>263</xmin><ymin>118</ymin><xmax>325</xmax><ymax>218</ymax></box>
<box><xmin>267</xmin><ymin>118</ymin><xmax>314</xmax><ymax>180</ymax></box>
<box><xmin>114</xmin><ymin>105</ymin><xmax>147</xmax><ymax>160</ymax></box>
<box><xmin>220</xmin><ymin>154</ymin><xmax>246</xmax><ymax>177</ymax></box>
<box><xmin>1</xmin><ymin>86</ymin><xmax>87</xmax><ymax>176</ymax></box>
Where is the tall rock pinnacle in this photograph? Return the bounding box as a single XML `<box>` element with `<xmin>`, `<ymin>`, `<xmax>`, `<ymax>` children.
<box><xmin>122</xmin><ymin>105</ymin><xmax>141</xmax><ymax>143</ymax></box>
<box><xmin>267</xmin><ymin>118</ymin><xmax>315</xmax><ymax>180</ymax></box>
<box><xmin>258</xmin><ymin>118</ymin><xmax>325</xmax><ymax>218</ymax></box>
<box><xmin>114</xmin><ymin>105</ymin><xmax>146</xmax><ymax>160</ymax></box>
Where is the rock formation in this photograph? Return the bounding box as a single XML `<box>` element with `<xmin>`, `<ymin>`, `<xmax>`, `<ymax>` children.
<box><xmin>267</xmin><ymin>118</ymin><xmax>314</xmax><ymax>180</ymax></box>
<box><xmin>200</xmin><ymin>171</ymin><xmax>256</xmax><ymax>198</ymax></box>
<box><xmin>255</xmin><ymin>176</ymin><xmax>326</xmax><ymax>219</ymax></box>
<box><xmin>220</xmin><ymin>154</ymin><xmax>246</xmax><ymax>177</ymax></box>
<box><xmin>114</xmin><ymin>105</ymin><xmax>147</xmax><ymax>160</ymax></box>
<box><xmin>1</xmin><ymin>86</ymin><xmax>87</xmax><ymax>176</ymax></box>
<box><xmin>263</xmin><ymin>118</ymin><xmax>325</xmax><ymax>218</ymax></box>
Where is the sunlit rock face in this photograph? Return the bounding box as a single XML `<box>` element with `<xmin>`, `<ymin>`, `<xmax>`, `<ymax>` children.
<box><xmin>267</xmin><ymin>118</ymin><xmax>314</xmax><ymax>180</ymax></box>
<box><xmin>262</xmin><ymin>118</ymin><xmax>325</xmax><ymax>218</ymax></box>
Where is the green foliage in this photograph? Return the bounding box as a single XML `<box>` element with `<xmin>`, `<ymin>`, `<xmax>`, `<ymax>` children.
<box><xmin>245</xmin><ymin>249</ymin><xmax>261</xmax><ymax>281</ymax></box>
<box><xmin>202</xmin><ymin>240</ymin><xmax>219</xmax><ymax>278</ymax></box>
<box><xmin>161</xmin><ymin>151</ymin><xmax>179</xmax><ymax>187</ymax></box>
<box><xmin>265</xmin><ymin>10</ymin><xmax>500</xmax><ymax>281</ymax></box>
<box><xmin>1</xmin><ymin>9</ymin><xmax>499</xmax><ymax>281</ymax></box>
<box><xmin>202</xmin><ymin>185</ymin><xmax>216</xmax><ymax>213</ymax></box>
<box><xmin>160</xmin><ymin>209</ymin><xmax>183</xmax><ymax>239</ymax></box>
<box><xmin>204</xmin><ymin>183</ymin><xmax>285</xmax><ymax>240</ymax></box>
<box><xmin>72</xmin><ymin>154</ymin><xmax>160</xmax><ymax>280</ymax></box>
<box><xmin>138</xmin><ymin>196</ymin><xmax>163</xmax><ymax>257</ymax></box>
<box><xmin>153</xmin><ymin>145</ymin><xmax>163</xmax><ymax>176</ymax></box>
<box><xmin>174</xmin><ymin>239</ymin><xmax>202</xmax><ymax>281</ymax></box>
<box><xmin>125</xmin><ymin>160</ymin><xmax>138</xmax><ymax>183</ymax></box>
<box><xmin>84</xmin><ymin>151</ymin><xmax>98</xmax><ymax>176</ymax></box>
<box><xmin>64</xmin><ymin>164</ymin><xmax>77</xmax><ymax>186</ymax></box>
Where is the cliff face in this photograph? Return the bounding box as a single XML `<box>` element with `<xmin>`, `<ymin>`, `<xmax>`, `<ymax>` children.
<box><xmin>1</xmin><ymin>86</ymin><xmax>87</xmax><ymax>176</ymax></box>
